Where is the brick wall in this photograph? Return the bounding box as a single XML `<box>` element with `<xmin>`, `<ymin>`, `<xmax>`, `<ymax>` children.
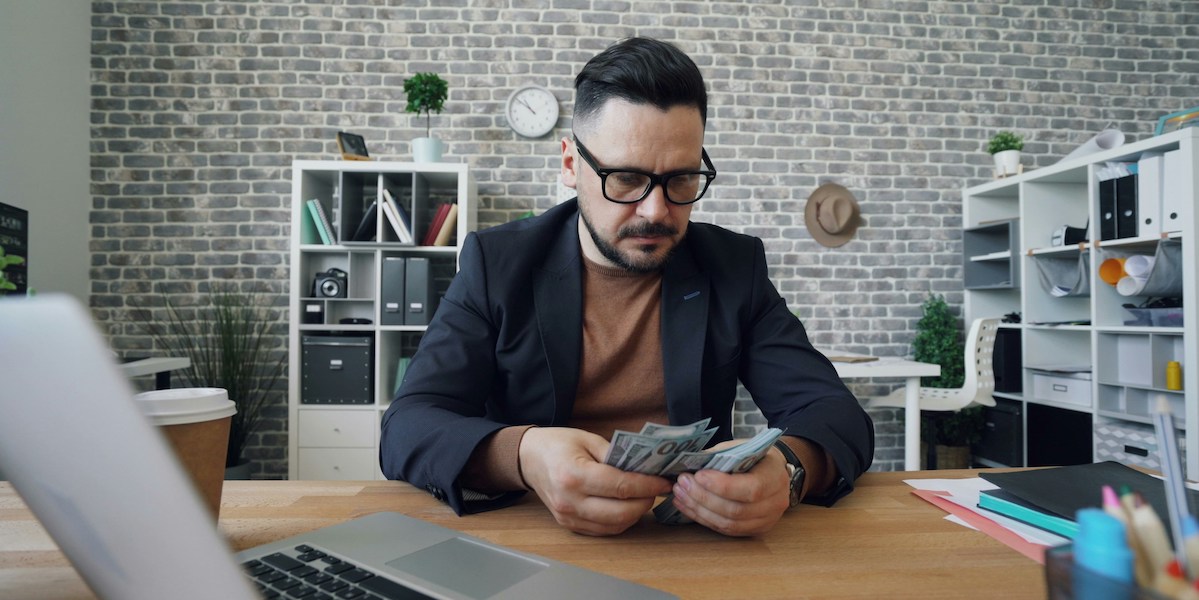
<box><xmin>88</xmin><ymin>0</ymin><xmax>1199</xmax><ymax>477</ymax></box>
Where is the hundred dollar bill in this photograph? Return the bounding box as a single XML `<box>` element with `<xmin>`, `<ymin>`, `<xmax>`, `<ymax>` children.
<box><xmin>653</xmin><ymin>427</ymin><xmax>784</xmax><ymax>525</ymax></box>
<box><xmin>605</xmin><ymin>427</ymin><xmax>717</xmax><ymax>475</ymax></box>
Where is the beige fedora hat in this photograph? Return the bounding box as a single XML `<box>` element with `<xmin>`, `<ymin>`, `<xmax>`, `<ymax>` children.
<box><xmin>804</xmin><ymin>183</ymin><xmax>864</xmax><ymax>248</ymax></box>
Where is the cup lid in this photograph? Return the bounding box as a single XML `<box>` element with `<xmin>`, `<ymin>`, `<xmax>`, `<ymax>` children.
<box><xmin>133</xmin><ymin>387</ymin><xmax>236</xmax><ymax>426</ymax></box>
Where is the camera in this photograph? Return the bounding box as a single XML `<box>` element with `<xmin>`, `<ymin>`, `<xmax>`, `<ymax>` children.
<box><xmin>312</xmin><ymin>268</ymin><xmax>348</xmax><ymax>298</ymax></box>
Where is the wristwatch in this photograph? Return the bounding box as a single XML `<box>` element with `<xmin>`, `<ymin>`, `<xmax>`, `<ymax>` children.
<box><xmin>773</xmin><ymin>440</ymin><xmax>806</xmax><ymax>509</ymax></box>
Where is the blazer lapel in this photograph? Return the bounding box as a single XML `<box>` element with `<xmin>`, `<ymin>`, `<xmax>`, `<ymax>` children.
<box><xmin>533</xmin><ymin>212</ymin><xmax>584</xmax><ymax>424</ymax></box>
<box><xmin>660</xmin><ymin>240</ymin><xmax>709</xmax><ymax>426</ymax></box>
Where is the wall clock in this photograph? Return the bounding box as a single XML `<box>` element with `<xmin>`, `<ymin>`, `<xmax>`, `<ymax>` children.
<box><xmin>505</xmin><ymin>85</ymin><xmax>560</xmax><ymax>138</ymax></box>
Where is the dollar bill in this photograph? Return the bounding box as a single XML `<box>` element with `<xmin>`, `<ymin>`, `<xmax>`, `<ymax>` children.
<box><xmin>652</xmin><ymin>427</ymin><xmax>784</xmax><ymax>525</ymax></box>
<box><xmin>603</xmin><ymin>421</ymin><xmax>716</xmax><ymax>475</ymax></box>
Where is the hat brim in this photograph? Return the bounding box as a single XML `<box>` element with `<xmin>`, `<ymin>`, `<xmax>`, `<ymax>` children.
<box><xmin>804</xmin><ymin>183</ymin><xmax>862</xmax><ymax>248</ymax></box>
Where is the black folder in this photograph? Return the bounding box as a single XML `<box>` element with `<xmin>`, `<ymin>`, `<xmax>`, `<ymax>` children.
<box><xmin>381</xmin><ymin>257</ymin><xmax>406</xmax><ymax>326</ymax></box>
<box><xmin>403</xmin><ymin>257</ymin><xmax>436</xmax><ymax>326</ymax></box>
<box><xmin>1115</xmin><ymin>174</ymin><xmax>1139</xmax><ymax>239</ymax></box>
<box><xmin>1099</xmin><ymin>179</ymin><xmax>1118</xmax><ymax>241</ymax></box>
<box><xmin>980</xmin><ymin>461</ymin><xmax>1199</xmax><ymax>539</ymax></box>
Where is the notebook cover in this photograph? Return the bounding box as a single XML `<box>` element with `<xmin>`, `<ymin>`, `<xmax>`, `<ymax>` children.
<box><xmin>980</xmin><ymin>461</ymin><xmax>1199</xmax><ymax>538</ymax></box>
<box><xmin>978</xmin><ymin>488</ymin><xmax>1078</xmax><ymax>538</ymax></box>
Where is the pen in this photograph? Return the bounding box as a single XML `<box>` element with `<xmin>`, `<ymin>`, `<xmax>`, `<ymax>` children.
<box><xmin>1131</xmin><ymin>499</ymin><xmax>1175</xmax><ymax>576</ymax></box>
<box><xmin>1154</xmin><ymin>396</ymin><xmax>1192</xmax><ymax>579</ymax></box>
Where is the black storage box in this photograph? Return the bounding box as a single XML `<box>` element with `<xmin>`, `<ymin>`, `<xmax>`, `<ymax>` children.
<box><xmin>301</xmin><ymin>335</ymin><xmax>374</xmax><ymax>404</ymax></box>
<box><xmin>973</xmin><ymin>397</ymin><xmax>1023</xmax><ymax>467</ymax></box>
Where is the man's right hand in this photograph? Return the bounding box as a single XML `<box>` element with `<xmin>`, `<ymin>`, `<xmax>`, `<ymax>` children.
<box><xmin>518</xmin><ymin>427</ymin><xmax>672</xmax><ymax>536</ymax></box>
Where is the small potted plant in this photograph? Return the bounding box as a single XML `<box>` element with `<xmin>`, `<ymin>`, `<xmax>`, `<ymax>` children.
<box><xmin>987</xmin><ymin>131</ymin><xmax>1024</xmax><ymax>178</ymax></box>
<box><xmin>403</xmin><ymin>72</ymin><xmax>449</xmax><ymax>162</ymax></box>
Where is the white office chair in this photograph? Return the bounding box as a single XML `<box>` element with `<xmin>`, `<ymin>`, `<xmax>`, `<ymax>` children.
<box><xmin>867</xmin><ymin>317</ymin><xmax>1001</xmax><ymax>412</ymax></box>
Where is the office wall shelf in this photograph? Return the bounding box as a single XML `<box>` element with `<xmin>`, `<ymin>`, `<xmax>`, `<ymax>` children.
<box><xmin>288</xmin><ymin>160</ymin><xmax>477</xmax><ymax>480</ymax></box>
<box><xmin>964</xmin><ymin>128</ymin><xmax>1198</xmax><ymax>476</ymax></box>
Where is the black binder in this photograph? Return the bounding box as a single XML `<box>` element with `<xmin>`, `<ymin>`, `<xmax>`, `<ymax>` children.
<box><xmin>1115</xmin><ymin>174</ymin><xmax>1138</xmax><ymax>239</ymax></box>
<box><xmin>1099</xmin><ymin>178</ymin><xmax>1117</xmax><ymax>241</ymax></box>
<box><xmin>381</xmin><ymin>257</ymin><xmax>406</xmax><ymax>326</ymax></box>
<box><xmin>403</xmin><ymin>257</ymin><xmax>437</xmax><ymax>326</ymax></box>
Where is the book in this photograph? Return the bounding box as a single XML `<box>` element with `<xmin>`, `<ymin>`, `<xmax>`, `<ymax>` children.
<box><xmin>379</xmin><ymin>200</ymin><xmax>411</xmax><ymax>245</ymax></box>
<box><xmin>980</xmin><ymin>461</ymin><xmax>1199</xmax><ymax>541</ymax></box>
<box><xmin>305</xmin><ymin>199</ymin><xmax>335</xmax><ymax>245</ymax></box>
<box><xmin>432</xmin><ymin>203</ymin><xmax>458</xmax><ymax>246</ymax></box>
<box><xmin>977</xmin><ymin>488</ymin><xmax>1079</xmax><ymax>538</ymax></box>
<box><xmin>381</xmin><ymin>189</ymin><xmax>413</xmax><ymax>243</ymax></box>
<box><xmin>422</xmin><ymin>203</ymin><xmax>451</xmax><ymax>246</ymax></box>
<box><xmin>351</xmin><ymin>200</ymin><xmax>378</xmax><ymax>242</ymax></box>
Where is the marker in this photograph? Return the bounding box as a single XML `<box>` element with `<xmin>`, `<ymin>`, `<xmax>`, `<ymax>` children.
<box><xmin>1074</xmin><ymin>508</ymin><xmax>1134</xmax><ymax>599</ymax></box>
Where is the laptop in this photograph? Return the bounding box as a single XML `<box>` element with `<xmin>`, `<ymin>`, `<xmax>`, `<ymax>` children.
<box><xmin>0</xmin><ymin>295</ymin><xmax>676</xmax><ymax>600</ymax></box>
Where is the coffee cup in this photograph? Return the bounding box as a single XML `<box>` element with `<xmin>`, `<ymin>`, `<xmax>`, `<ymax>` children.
<box><xmin>134</xmin><ymin>388</ymin><xmax>236</xmax><ymax>520</ymax></box>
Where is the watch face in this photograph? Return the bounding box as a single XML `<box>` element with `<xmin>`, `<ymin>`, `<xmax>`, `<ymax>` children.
<box><xmin>505</xmin><ymin>85</ymin><xmax>559</xmax><ymax>138</ymax></box>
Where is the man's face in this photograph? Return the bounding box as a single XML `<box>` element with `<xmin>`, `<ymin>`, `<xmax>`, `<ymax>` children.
<box><xmin>562</xmin><ymin>100</ymin><xmax>705</xmax><ymax>273</ymax></box>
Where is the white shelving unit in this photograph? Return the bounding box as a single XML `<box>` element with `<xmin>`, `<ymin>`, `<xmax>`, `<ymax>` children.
<box><xmin>287</xmin><ymin>160</ymin><xmax>476</xmax><ymax>480</ymax></box>
<box><xmin>963</xmin><ymin>128</ymin><xmax>1198</xmax><ymax>478</ymax></box>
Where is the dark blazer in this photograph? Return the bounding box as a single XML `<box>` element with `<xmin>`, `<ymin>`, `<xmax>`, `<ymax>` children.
<box><xmin>380</xmin><ymin>199</ymin><xmax>874</xmax><ymax>514</ymax></box>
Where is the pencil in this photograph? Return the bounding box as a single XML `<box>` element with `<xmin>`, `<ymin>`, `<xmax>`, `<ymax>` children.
<box><xmin>1154</xmin><ymin>396</ymin><xmax>1192</xmax><ymax>579</ymax></box>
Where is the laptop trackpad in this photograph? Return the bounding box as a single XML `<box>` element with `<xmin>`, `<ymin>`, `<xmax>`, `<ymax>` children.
<box><xmin>386</xmin><ymin>537</ymin><xmax>547</xmax><ymax>599</ymax></box>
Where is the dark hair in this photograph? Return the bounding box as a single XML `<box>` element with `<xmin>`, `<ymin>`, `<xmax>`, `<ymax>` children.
<box><xmin>573</xmin><ymin>37</ymin><xmax>707</xmax><ymax>129</ymax></box>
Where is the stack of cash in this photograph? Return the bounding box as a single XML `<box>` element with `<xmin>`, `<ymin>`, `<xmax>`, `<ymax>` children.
<box><xmin>602</xmin><ymin>419</ymin><xmax>783</xmax><ymax>525</ymax></box>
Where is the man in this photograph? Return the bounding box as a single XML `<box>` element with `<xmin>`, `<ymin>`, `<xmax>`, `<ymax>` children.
<box><xmin>380</xmin><ymin>37</ymin><xmax>873</xmax><ymax>537</ymax></box>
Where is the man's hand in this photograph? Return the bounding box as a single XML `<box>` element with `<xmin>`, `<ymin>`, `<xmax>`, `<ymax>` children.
<box><xmin>518</xmin><ymin>427</ymin><xmax>673</xmax><ymax>536</ymax></box>
<box><xmin>667</xmin><ymin>440</ymin><xmax>791</xmax><ymax>536</ymax></box>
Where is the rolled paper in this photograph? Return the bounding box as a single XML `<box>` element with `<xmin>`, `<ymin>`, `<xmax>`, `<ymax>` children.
<box><xmin>1124</xmin><ymin>254</ymin><xmax>1156</xmax><ymax>279</ymax></box>
<box><xmin>1061</xmin><ymin>129</ymin><xmax>1126</xmax><ymax>163</ymax></box>
<box><xmin>1099</xmin><ymin>257</ymin><xmax>1127</xmax><ymax>286</ymax></box>
<box><xmin>1117</xmin><ymin>275</ymin><xmax>1148</xmax><ymax>296</ymax></box>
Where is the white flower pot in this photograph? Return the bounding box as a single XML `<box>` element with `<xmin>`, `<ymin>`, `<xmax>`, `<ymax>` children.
<box><xmin>993</xmin><ymin>149</ymin><xmax>1021</xmax><ymax>177</ymax></box>
<box><xmin>413</xmin><ymin>137</ymin><xmax>444</xmax><ymax>163</ymax></box>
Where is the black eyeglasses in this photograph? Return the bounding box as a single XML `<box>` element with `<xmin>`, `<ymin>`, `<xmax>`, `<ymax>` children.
<box><xmin>573</xmin><ymin>137</ymin><xmax>717</xmax><ymax>205</ymax></box>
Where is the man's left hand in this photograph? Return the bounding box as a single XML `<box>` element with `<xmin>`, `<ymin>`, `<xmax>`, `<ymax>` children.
<box><xmin>666</xmin><ymin>440</ymin><xmax>791</xmax><ymax>536</ymax></box>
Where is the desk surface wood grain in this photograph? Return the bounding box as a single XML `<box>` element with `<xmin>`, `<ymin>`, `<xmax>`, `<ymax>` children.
<box><xmin>0</xmin><ymin>470</ymin><xmax>1045</xmax><ymax>599</ymax></box>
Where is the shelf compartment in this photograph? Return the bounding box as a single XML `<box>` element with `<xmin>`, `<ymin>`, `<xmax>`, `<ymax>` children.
<box><xmin>964</xmin><ymin>219</ymin><xmax>1019</xmax><ymax>290</ymax></box>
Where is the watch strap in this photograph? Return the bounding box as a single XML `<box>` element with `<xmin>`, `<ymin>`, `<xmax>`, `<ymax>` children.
<box><xmin>773</xmin><ymin>439</ymin><xmax>806</xmax><ymax>508</ymax></box>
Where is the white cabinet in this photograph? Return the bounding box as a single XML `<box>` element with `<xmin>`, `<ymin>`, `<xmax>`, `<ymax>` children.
<box><xmin>287</xmin><ymin>160</ymin><xmax>477</xmax><ymax>480</ymax></box>
<box><xmin>963</xmin><ymin>128</ymin><xmax>1198</xmax><ymax>478</ymax></box>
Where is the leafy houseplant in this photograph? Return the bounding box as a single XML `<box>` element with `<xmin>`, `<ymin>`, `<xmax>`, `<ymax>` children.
<box><xmin>135</xmin><ymin>284</ymin><xmax>286</xmax><ymax>472</ymax></box>
<box><xmin>986</xmin><ymin>131</ymin><xmax>1024</xmax><ymax>155</ymax></box>
<box><xmin>913</xmin><ymin>294</ymin><xmax>983</xmax><ymax>467</ymax></box>
<box><xmin>403</xmin><ymin>72</ymin><xmax>448</xmax><ymax>162</ymax></box>
<box><xmin>988</xmin><ymin>131</ymin><xmax>1024</xmax><ymax>177</ymax></box>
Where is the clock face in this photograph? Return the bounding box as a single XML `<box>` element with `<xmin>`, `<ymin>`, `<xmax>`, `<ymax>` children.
<box><xmin>505</xmin><ymin>85</ymin><xmax>560</xmax><ymax>138</ymax></box>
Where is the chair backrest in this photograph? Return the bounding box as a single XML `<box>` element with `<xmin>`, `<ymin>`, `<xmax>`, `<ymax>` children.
<box><xmin>962</xmin><ymin>318</ymin><xmax>1000</xmax><ymax>404</ymax></box>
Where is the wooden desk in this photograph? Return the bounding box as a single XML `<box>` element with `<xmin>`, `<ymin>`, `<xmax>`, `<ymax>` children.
<box><xmin>827</xmin><ymin>355</ymin><xmax>942</xmax><ymax>471</ymax></box>
<box><xmin>0</xmin><ymin>470</ymin><xmax>1045</xmax><ymax>599</ymax></box>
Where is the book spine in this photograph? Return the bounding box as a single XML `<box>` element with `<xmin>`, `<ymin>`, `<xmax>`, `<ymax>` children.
<box><xmin>432</xmin><ymin>203</ymin><xmax>458</xmax><ymax>246</ymax></box>
<box><xmin>423</xmin><ymin>203</ymin><xmax>450</xmax><ymax>246</ymax></box>
<box><xmin>305</xmin><ymin>200</ymin><xmax>333</xmax><ymax>245</ymax></box>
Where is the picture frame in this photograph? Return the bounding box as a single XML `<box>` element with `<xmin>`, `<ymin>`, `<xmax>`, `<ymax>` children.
<box><xmin>336</xmin><ymin>131</ymin><xmax>371</xmax><ymax>161</ymax></box>
<box><xmin>1155</xmin><ymin>106</ymin><xmax>1199</xmax><ymax>136</ymax></box>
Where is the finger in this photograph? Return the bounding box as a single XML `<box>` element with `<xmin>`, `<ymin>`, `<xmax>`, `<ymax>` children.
<box><xmin>577</xmin><ymin>462</ymin><xmax>673</xmax><ymax>499</ymax></box>
<box><xmin>554</xmin><ymin>495</ymin><xmax>656</xmax><ymax>536</ymax></box>
<box><xmin>672</xmin><ymin>473</ymin><xmax>782</xmax><ymax>537</ymax></box>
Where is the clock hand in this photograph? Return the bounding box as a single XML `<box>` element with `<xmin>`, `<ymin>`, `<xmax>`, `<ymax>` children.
<box><xmin>517</xmin><ymin>98</ymin><xmax>537</xmax><ymax>115</ymax></box>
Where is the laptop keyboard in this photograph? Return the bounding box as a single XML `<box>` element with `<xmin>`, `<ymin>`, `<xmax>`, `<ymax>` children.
<box><xmin>241</xmin><ymin>544</ymin><xmax>435</xmax><ymax>600</ymax></box>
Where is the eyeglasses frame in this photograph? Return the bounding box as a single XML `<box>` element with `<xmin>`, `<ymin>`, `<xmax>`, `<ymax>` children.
<box><xmin>572</xmin><ymin>136</ymin><xmax>717</xmax><ymax>205</ymax></box>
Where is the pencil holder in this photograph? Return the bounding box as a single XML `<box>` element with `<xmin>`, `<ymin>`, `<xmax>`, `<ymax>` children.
<box><xmin>1046</xmin><ymin>545</ymin><xmax>1173</xmax><ymax>600</ymax></box>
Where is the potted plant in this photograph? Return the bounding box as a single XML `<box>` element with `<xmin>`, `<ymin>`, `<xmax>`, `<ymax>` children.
<box><xmin>403</xmin><ymin>72</ymin><xmax>449</xmax><ymax>162</ymax></box>
<box><xmin>134</xmin><ymin>283</ymin><xmax>286</xmax><ymax>479</ymax></box>
<box><xmin>913</xmin><ymin>294</ymin><xmax>981</xmax><ymax>469</ymax></box>
<box><xmin>987</xmin><ymin>131</ymin><xmax>1024</xmax><ymax>177</ymax></box>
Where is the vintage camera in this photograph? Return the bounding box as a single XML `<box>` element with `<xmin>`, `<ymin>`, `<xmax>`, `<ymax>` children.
<box><xmin>312</xmin><ymin>268</ymin><xmax>348</xmax><ymax>298</ymax></box>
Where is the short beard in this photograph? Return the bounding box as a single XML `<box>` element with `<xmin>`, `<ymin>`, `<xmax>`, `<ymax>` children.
<box><xmin>579</xmin><ymin>209</ymin><xmax>681</xmax><ymax>274</ymax></box>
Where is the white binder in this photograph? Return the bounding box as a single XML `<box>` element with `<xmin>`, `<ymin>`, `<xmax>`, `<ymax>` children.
<box><xmin>1137</xmin><ymin>152</ymin><xmax>1164</xmax><ymax>237</ymax></box>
